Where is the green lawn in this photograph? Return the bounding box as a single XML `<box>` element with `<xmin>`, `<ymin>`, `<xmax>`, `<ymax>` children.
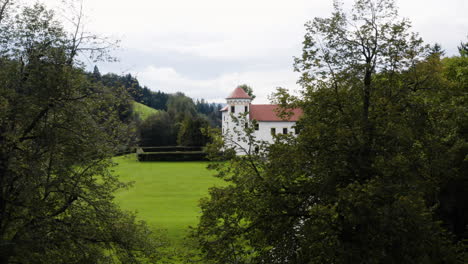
<box><xmin>132</xmin><ymin>101</ymin><xmax>158</xmax><ymax>120</ymax></box>
<box><xmin>112</xmin><ymin>155</ymin><xmax>222</xmax><ymax>241</ymax></box>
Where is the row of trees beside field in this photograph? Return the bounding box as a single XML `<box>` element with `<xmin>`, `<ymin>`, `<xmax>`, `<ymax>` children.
<box><xmin>193</xmin><ymin>0</ymin><xmax>467</xmax><ymax>263</ymax></box>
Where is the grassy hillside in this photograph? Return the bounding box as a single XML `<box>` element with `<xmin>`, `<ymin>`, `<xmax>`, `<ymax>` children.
<box><xmin>132</xmin><ymin>101</ymin><xmax>158</xmax><ymax>120</ymax></box>
<box><xmin>112</xmin><ymin>155</ymin><xmax>223</xmax><ymax>242</ymax></box>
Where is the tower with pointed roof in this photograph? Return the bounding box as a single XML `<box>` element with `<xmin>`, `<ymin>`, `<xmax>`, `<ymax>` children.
<box><xmin>226</xmin><ymin>86</ymin><xmax>252</xmax><ymax>116</ymax></box>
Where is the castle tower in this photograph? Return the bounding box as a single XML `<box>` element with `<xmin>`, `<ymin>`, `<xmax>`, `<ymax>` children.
<box><xmin>226</xmin><ymin>86</ymin><xmax>252</xmax><ymax>115</ymax></box>
<box><xmin>221</xmin><ymin>87</ymin><xmax>253</xmax><ymax>154</ymax></box>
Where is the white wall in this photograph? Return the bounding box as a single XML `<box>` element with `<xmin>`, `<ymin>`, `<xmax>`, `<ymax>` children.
<box><xmin>253</xmin><ymin>121</ymin><xmax>297</xmax><ymax>143</ymax></box>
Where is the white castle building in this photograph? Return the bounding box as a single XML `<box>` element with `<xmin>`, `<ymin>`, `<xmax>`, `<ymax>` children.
<box><xmin>221</xmin><ymin>87</ymin><xmax>302</xmax><ymax>154</ymax></box>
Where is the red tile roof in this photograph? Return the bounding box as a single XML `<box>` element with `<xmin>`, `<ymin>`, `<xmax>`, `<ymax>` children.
<box><xmin>219</xmin><ymin>105</ymin><xmax>228</xmax><ymax>112</ymax></box>
<box><xmin>249</xmin><ymin>104</ymin><xmax>302</xmax><ymax>122</ymax></box>
<box><xmin>226</xmin><ymin>87</ymin><xmax>252</xmax><ymax>99</ymax></box>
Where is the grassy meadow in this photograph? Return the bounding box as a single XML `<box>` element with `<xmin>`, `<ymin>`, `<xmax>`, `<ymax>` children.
<box><xmin>132</xmin><ymin>101</ymin><xmax>159</xmax><ymax>120</ymax></box>
<box><xmin>112</xmin><ymin>155</ymin><xmax>223</xmax><ymax>243</ymax></box>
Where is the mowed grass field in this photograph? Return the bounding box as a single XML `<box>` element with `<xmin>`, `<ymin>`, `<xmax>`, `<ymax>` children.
<box><xmin>112</xmin><ymin>155</ymin><xmax>223</xmax><ymax>242</ymax></box>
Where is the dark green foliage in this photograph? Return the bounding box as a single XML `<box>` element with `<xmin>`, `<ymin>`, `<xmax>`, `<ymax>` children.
<box><xmin>429</xmin><ymin>43</ymin><xmax>445</xmax><ymax>56</ymax></box>
<box><xmin>137</xmin><ymin>146</ymin><xmax>208</xmax><ymax>162</ymax></box>
<box><xmin>0</xmin><ymin>2</ymin><xmax>160</xmax><ymax>263</ymax></box>
<box><xmin>137</xmin><ymin>151</ymin><xmax>208</xmax><ymax>162</ymax></box>
<box><xmin>177</xmin><ymin>116</ymin><xmax>211</xmax><ymax>146</ymax></box>
<box><xmin>141</xmin><ymin>146</ymin><xmax>204</xmax><ymax>152</ymax></box>
<box><xmin>237</xmin><ymin>84</ymin><xmax>255</xmax><ymax>100</ymax></box>
<box><xmin>458</xmin><ymin>38</ymin><xmax>468</xmax><ymax>57</ymax></box>
<box><xmin>98</xmin><ymin>73</ymin><xmax>223</xmax><ymax>128</ymax></box>
<box><xmin>92</xmin><ymin>65</ymin><xmax>101</xmax><ymax>81</ymax></box>
<box><xmin>137</xmin><ymin>146</ymin><xmax>208</xmax><ymax>161</ymax></box>
<box><xmin>139</xmin><ymin>111</ymin><xmax>177</xmax><ymax>146</ymax></box>
<box><xmin>98</xmin><ymin>75</ymin><xmax>223</xmax><ymax>146</ymax></box>
<box><xmin>195</xmin><ymin>99</ymin><xmax>223</xmax><ymax>127</ymax></box>
<box><xmin>193</xmin><ymin>0</ymin><xmax>466</xmax><ymax>263</ymax></box>
<box><xmin>167</xmin><ymin>92</ymin><xmax>198</xmax><ymax>122</ymax></box>
<box><xmin>100</xmin><ymin>73</ymin><xmax>170</xmax><ymax>111</ymax></box>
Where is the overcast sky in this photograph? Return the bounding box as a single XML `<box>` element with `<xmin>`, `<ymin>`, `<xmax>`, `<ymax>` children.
<box><xmin>43</xmin><ymin>0</ymin><xmax>467</xmax><ymax>103</ymax></box>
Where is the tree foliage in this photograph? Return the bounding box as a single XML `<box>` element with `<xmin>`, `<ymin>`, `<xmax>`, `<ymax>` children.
<box><xmin>139</xmin><ymin>111</ymin><xmax>177</xmax><ymax>146</ymax></box>
<box><xmin>193</xmin><ymin>1</ymin><xmax>467</xmax><ymax>263</ymax></box>
<box><xmin>0</xmin><ymin>2</ymin><xmax>161</xmax><ymax>263</ymax></box>
<box><xmin>177</xmin><ymin>116</ymin><xmax>210</xmax><ymax>147</ymax></box>
<box><xmin>97</xmin><ymin>73</ymin><xmax>223</xmax><ymax>146</ymax></box>
<box><xmin>237</xmin><ymin>84</ymin><xmax>256</xmax><ymax>100</ymax></box>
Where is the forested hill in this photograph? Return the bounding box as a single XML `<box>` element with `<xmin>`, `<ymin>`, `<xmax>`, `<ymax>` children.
<box><xmin>88</xmin><ymin>67</ymin><xmax>223</xmax><ymax>147</ymax></box>
<box><xmin>89</xmin><ymin>66</ymin><xmax>223</xmax><ymax>127</ymax></box>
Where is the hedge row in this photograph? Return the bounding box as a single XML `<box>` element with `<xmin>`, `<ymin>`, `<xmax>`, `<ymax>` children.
<box><xmin>140</xmin><ymin>146</ymin><xmax>204</xmax><ymax>152</ymax></box>
<box><xmin>137</xmin><ymin>151</ymin><xmax>208</xmax><ymax>162</ymax></box>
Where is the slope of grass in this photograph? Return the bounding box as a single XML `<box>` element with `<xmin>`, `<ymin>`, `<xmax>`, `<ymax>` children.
<box><xmin>112</xmin><ymin>155</ymin><xmax>222</xmax><ymax>242</ymax></box>
<box><xmin>132</xmin><ymin>101</ymin><xmax>159</xmax><ymax>120</ymax></box>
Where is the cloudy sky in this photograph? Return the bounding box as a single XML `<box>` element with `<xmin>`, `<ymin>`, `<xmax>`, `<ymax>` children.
<box><xmin>43</xmin><ymin>0</ymin><xmax>467</xmax><ymax>103</ymax></box>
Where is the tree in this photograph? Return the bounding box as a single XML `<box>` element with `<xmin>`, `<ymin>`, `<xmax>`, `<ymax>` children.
<box><xmin>92</xmin><ymin>65</ymin><xmax>102</xmax><ymax>81</ymax></box>
<box><xmin>167</xmin><ymin>92</ymin><xmax>197</xmax><ymax>121</ymax></box>
<box><xmin>139</xmin><ymin>112</ymin><xmax>177</xmax><ymax>146</ymax></box>
<box><xmin>237</xmin><ymin>84</ymin><xmax>256</xmax><ymax>100</ymax></box>
<box><xmin>177</xmin><ymin>116</ymin><xmax>210</xmax><ymax>146</ymax></box>
<box><xmin>0</xmin><ymin>2</ymin><xmax>160</xmax><ymax>263</ymax></box>
<box><xmin>193</xmin><ymin>1</ymin><xmax>465</xmax><ymax>263</ymax></box>
<box><xmin>428</xmin><ymin>43</ymin><xmax>445</xmax><ymax>56</ymax></box>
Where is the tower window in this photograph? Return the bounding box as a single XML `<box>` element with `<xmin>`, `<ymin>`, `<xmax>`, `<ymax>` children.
<box><xmin>231</xmin><ymin>106</ymin><xmax>235</xmax><ymax>113</ymax></box>
<box><xmin>283</xmin><ymin>128</ymin><xmax>288</xmax><ymax>134</ymax></box>
<box><xmin>255</xmin><ymin>123</ymin><xmax>259</xmax><ymax>130</ymax></box>
<box><xmin>271</xmin><ymin>128</ymin><xmax>276</xmax><ymax>135</ymax></box>
<box><xmin>244</xmin><ymin>106</ymin><xmax>248</xmax><ymax>112</ymax></box>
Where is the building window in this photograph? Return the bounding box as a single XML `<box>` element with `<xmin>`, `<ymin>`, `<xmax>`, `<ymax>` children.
<box><xmin>294</xmin><ymin>127</ymin><xmax>300</xmax><ymax>135</ymax></box>
<box><xmin>255</xmin><ymin>123</ymin><xmax>259</xmax><ymax>130</ymax></box>
<box><xmin>244</xmin><ymin>122</ymin><xmax>248</xmax><ymax>129</ymax></box>
<box><xmin>283</xmin><ymin>128</ymin><xmax>288</xmax><ymax>134</ymax></box>
<box><xmin>271</xmin><ymin>128</ymin><xmax>276</xmax><ymax>135</ymax></box>
<box><xmin>231</xmin><ymin>106</ymin><xmax>235</xmax><ymax>113</ymax></box>
<box><xmin>244</xmin><ymin>106</ymin><xmax>248</xmax><ymax>112</ymax></box>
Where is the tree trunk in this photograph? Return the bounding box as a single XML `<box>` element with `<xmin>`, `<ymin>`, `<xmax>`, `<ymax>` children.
<box><xmin>360</xmin><ymin>63</ymin><xmax>373</xmax><ymax>179</ymax></box>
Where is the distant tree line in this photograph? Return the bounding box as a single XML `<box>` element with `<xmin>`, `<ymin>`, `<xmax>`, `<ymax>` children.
<box><xmin>89</xmin><ymin>67</ymin><xmax>223</xmax><ymax>147</ymax></box>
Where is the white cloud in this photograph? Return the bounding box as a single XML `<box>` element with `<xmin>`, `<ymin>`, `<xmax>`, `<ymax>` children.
<box><xmin>45</xmin><ymin>0</ymin><xmax>330</xmax><ymax>60</ymax></box>
<box><xmin>132</xmin><ymin>66</ymin><xmax>301</xmax><ymax>103</ymax></box>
